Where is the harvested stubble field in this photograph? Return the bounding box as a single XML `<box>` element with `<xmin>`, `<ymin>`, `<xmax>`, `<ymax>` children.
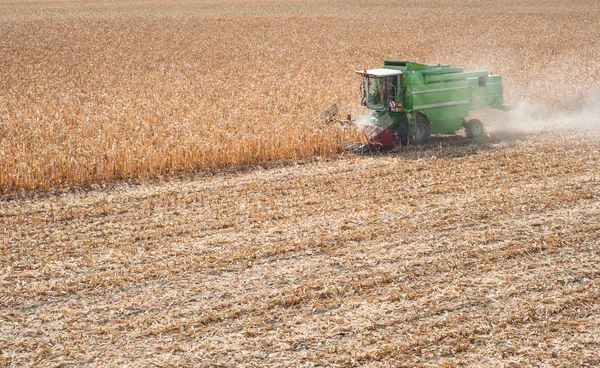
<box><xmin>2</xmin><ymin>0</ymin><xmax>600</xmax><ymax>366</ymax></box>
<box><xmin>2</xmin><ymin>129</ymin><xmax>600</xmax><ymax>366</ymax></box>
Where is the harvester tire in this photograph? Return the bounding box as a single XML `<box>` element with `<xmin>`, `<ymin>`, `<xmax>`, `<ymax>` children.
<box><xmin>395</xmin><ymin>117</ymin><xmax>409</xmax><ymax>147</ymax></box>
<box><xmin>413</xmin><ymin>114</ymin><xmax>431</xmax><ymax>145</ymax></box>
<box><xmin>465</xmin><ymin>119</ymin><xmax>484</xmax><ymax>138</ymax></box>
<box><xmin>395</xmin><ymin>113</ymin><xmax>430</xmax><ymax>146</ymax></box>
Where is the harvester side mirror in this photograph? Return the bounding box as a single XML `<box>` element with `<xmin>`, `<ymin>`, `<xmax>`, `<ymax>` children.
<box><xmin>360</xmin><ymin>81</ymin><xmax>367</xmax><ymax>106</ymax></box>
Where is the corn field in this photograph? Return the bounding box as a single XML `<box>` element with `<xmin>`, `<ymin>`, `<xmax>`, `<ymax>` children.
<box><xmin>1</xmin><ymin>0</ymin><xmax>599</xmax><ymax>192</ymax></box>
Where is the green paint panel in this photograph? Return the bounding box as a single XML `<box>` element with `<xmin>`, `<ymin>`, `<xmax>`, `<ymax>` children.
<box><xmin>430</xmin><ymin>118</ymin><xmax>464</xmax><ymax>134</ymax></box>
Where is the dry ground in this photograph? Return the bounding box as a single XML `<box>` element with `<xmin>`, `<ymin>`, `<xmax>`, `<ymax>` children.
<box><xmin>2</xmin><ymin>126</ymin><xmax>600</xmax><ymax>366</ymax></box>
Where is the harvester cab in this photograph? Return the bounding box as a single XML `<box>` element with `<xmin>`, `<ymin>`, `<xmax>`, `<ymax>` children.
<box><xmin>349</xmin><ymin>60</ymin><xmax>510</xmax><ymax>151</ymax></box>
<box><xmin>359</xmin><ymin>68</ymin><xmax>402</xmax><ymax>112</ymax></box>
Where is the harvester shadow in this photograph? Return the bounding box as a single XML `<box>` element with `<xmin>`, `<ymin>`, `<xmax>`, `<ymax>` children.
<box><xmin>385</xmin><ymin>131</ymin><xmax>534</xmax><ymax>159</ymax></box>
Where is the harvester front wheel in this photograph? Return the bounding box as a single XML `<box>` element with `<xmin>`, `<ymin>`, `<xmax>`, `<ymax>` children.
<box><xmin>395</xmin><ymin>118</ymin><xmax>409</xmax><ymax>147</ymax></box>
<box><xmin>395</xmin><ymin>113</ymin><xmax>430</xmax><ymax>146</ymax></box>
<box><xmin>413</xmin><ymin>114</ymin><xmax>431</xmax><ymax>145</ymax></box>
<box><xmin>465</xmin><ymin>119</ymin><xmax>484</xmax><ymax>138</ymax></box>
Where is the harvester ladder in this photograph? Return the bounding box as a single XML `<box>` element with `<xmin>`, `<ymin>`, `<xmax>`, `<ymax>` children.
<box><xmin>407</xmin><ymin>112</ymin><xmax>417</xmax><ymax>144</ymax></box>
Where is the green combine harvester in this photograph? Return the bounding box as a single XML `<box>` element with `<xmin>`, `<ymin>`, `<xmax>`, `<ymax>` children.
<box><xmin>349</xmin><ymin>60</ymin><xmax>510</xmax><ymax>151</ymax></box>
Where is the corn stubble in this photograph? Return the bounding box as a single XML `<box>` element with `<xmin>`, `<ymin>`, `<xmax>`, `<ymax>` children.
<box><xmin>2</xmin><ymin>130</ymin><xmax>600</xmax><ymax>366</ymax></box>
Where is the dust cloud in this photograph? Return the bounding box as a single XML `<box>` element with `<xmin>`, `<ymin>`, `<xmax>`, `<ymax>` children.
<box><xmin>482</xmin><ymin>88</ymin><xmax>600</xmax><ymax>134</ymax></box>
<box><xmin>486</xmin><ymin>89</ymin><xmax>600</xmax><ymax>133</ymax></box>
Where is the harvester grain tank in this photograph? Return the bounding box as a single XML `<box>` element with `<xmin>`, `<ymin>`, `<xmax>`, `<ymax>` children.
<box><xmin>352</xmin><ymin>60</ymin><xmax>510</xmax><ymax>150</ymax></box>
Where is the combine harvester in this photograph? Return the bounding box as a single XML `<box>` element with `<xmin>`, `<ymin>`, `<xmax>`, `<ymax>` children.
<box><xmin>342</xmin><ymin>60</ymin><xmax>510</xmax><ymax>151</ymax></box>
